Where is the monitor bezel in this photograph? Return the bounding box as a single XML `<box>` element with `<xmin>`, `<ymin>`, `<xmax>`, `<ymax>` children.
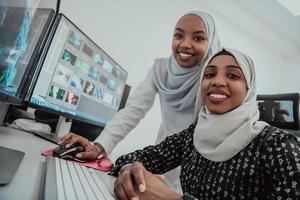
<box><xmin>0</xmin><ymin>94</ymin><xmax>22</xmax><ymax>105</ymax></box>
<box><xmin>257</xmin><ymin>93</ymin><xmax>300</xmax><ymax>130</ymax></box>
<box><xmin>0</xmin><ymin>7</ymin><xmax>56</xmax><ymax>106</ymax></box>
<box><xmin>26</xmin><ymin>13</ymin><xmax>128</xmax><ymax>127</ymax></box>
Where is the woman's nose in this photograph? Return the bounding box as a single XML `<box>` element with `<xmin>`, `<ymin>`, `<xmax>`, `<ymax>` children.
<box><xmin>179</xmin><ymin>38</ymin><xmax>192</xmax><ymax>49</ymax></box>
<box><xmin>211</xmin><ymin>77</ymin><xmax>226</xmax><ymax>87</ymax></box>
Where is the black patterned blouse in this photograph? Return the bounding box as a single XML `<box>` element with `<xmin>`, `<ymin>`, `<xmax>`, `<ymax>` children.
<box><xmin>111</xmin><ymin>124</ymin><xmax>300</xmax><ymax>200</ymax></box>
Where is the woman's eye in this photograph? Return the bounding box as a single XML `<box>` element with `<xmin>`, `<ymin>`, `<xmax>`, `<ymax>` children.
<box><xmin>204</xmin><ymin>72</ymin><xmax>215</xmax><ymax>78</ymax></box>
<box><xmin>174</xmin><ymin>33</ymin><xmax>182</xmax><ymax>39</ymax></box>
<box><xmin>228</xmin><ymin>74</ymin><xmax>240</xmax><ymax>79</ymax></box>
<box><xmin>194</xmin><ymin>36</ymin><xmax>205</xmax><ymax>42</ymax></box>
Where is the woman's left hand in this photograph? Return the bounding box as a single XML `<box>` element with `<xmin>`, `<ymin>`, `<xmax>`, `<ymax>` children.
<box><xmin>136</xmin><ymin>170</ymin><xmax>182</xmax><ymax>200</ymax></box>
<box><xmin>114</xmin><ymin>161</ymin><xmax>182</xmax><ymax>200</ymax></box>
<box><xmin>114</xmin><ymin>161</ymin><xmax>147</xmax><ymax>200</ymax></box>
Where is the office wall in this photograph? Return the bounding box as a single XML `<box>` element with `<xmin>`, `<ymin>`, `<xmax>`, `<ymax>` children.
<box><xmin>59</xmin><ymin>0</ymin><xmax>300</xmax><ymax>160</ymax></box>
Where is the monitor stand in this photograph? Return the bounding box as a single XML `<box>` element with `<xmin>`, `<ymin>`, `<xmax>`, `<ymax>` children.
<box><xmin>33</xmin><ymin>116</ymin><xmax>72</xmax><ymax>144</ymax></box>
<box><xmin>0</xmin><ymin>103</ymin><xmax>9</xmax><ymax>125</ymax></box>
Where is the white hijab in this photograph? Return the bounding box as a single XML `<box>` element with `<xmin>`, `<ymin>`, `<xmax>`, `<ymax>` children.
<box><xmin>153</xmin><ymin>11</ymin><xmax>221</xmax><ymax>110</ymax></box>
<box><xmin>193</xmin><ymin>48</ymin><xmax>268</xmax><ymax>162</ymax></box>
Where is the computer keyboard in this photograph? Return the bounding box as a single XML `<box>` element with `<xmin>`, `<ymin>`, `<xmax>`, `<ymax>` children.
<box><xmin>43</xmin><ymin>157</ymin><xmax>116</xmax><ymax>200</ymax></box>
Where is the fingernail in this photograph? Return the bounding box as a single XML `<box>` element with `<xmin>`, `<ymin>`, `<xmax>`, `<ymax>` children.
<box><xmin>139</xmin><ymin>184</ymin><xmax>145</xmax><ymax>192</ymax></box>
<box><xmin>58</xmin><ymin>141</ymin><xmax>61</xmax><ymax>144</ymax></box>
<box><xmin>131</xmin><ymin>197</ymin><xmax>138</xmax><ymax>200</ymax></box>
<box><xmin>76</xmin><ymin>154</ymin><xmax>81</xmax><ymax>158</ymax></box>
<box><xmin>66</xmin><ymin>144</ymin><xmax>70</xmax><ymax>148</ymax></box>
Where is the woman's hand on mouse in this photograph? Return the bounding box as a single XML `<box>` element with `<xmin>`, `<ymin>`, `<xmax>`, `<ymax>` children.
<box><xmin>58</xmin><ymin>133</ymin><xmax>105</xmax><ymax>160</ymax></box>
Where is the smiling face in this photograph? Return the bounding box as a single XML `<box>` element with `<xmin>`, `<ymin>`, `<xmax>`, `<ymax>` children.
<box><xmin>172</xmin><ymin>14</ymin><xmax>208</xmax><ymax>68</ymax></box>
<box><xmin>201</xmin><ymin>54</ymin><xmax>248</xmax><ymax>114</ymax></box>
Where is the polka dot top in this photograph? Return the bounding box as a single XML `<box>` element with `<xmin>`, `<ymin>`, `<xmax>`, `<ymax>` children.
<box><xmin>111</xmin><ymin>124</ymin><xmax>300</xmax><ymax>199</ymax></box>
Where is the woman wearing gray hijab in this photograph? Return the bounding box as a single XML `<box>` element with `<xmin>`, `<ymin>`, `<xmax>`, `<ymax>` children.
<box><xmin>112</xmin><ymin>48</ymin><xmax>300</xmax><ymax>200</ymax></box>
<box><xmin>60</xmin><ymin>10</ymin><xmax>221</xmax><ymax>191</ymax></box>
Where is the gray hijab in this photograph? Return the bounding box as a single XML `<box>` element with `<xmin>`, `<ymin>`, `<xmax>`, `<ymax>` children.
<box><xmin>152</xmin><ymin>11</ymin><xmax>221</xmax><ymax>110</ymax></box>
<box><xmin>194</xmin><ymin>48</ymin><xmax>268</xmax><ymax>162</ymax></box>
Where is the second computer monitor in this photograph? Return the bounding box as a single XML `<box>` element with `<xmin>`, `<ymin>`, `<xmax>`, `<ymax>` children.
<box><xmin>29</xmin><ymin>14</ymin><xmax>128</xmax><ymax>127</ymax></box>
<box><xmin>0</xmin><ymin>5</ymin><xmax>55</xmax><ymax>105</ymax></box>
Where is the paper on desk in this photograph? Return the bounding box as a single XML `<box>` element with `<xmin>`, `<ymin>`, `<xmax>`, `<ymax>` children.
<box><xmin>11</xmin><ymin>119</ymin><xmax>51</xmax><ymax>134</ymax></box>
<box><xmin>42</xmin><ymin>148</ymin><xmax>113</xmax><ymax>172</ymax></box>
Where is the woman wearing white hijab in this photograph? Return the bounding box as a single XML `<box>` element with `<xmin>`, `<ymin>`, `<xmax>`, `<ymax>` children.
<box><xmin>112</xmin><ymin>48</ymin><xmax>300</xmax><ymax>200</ymax></box>
<box><xmin>60</xmin><ymin>11</ymin><xmax>221</xmax><ymax>190</ymax></box>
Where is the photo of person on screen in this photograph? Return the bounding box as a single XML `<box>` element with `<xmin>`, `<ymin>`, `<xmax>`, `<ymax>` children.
<box><xmin>65</xmin><ymin>91</ymin><xmax>79</xmax><ymax>106</ymax></box>
<box><xmin>83</xmin><ymin>81</ymin><xmax>95</xmax><ymax>96</ymax></box>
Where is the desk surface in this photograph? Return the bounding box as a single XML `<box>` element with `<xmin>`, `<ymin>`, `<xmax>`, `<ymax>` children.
<box><xmin>0</xmin><ymin>126</ymin><xmax>116</xmax><ymax>200</ymax></box>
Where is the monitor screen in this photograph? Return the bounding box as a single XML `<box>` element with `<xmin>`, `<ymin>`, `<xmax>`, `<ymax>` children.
<box><xmin>257</xmin><ymin>93</ymin><xmax>300</xmax><ymax>130</ymax></box>
<box><xmin>29</xmin><ymin>14</ymin><xmax>128</xmax><ymax>126</ymax></box>
<box><xmin>0</xmin><ymin>5</ymin><xmax>55</xmax><ymax>105</ymax></box>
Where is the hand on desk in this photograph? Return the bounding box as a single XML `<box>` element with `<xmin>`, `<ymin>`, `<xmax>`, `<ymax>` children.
<box><xmin>58</xmin><ymin>133</ymin><xmax>105</xmax><ymax>161</ymax></box>
<box><xmin>114</xmin><ymin>161</ymin><xmax>182</xmax><ymax>200</ymax></box>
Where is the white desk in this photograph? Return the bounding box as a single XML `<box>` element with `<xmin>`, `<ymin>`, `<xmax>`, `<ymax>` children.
<box><xmin>0</xmin><ymin>126</ymin><xmax>116</xmax><ymax>200</ymax></box>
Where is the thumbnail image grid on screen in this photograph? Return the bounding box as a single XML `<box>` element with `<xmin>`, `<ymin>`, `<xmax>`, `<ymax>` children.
<box><xmin>0</xmin><ymin>6</ymin><xmax>54</xmax><ymax>103</ymax></box>
<box><xmin>30</xmin><ymin>14</ymin><xmax>128</xmax><ymax>126</ymax></box>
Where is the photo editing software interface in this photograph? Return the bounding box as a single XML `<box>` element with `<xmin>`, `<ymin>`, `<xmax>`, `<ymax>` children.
<box><xmin>30</xmin><ymin>14</ymin><xmax>128</xmax><ymax>126</ymax></box>
<box><xmin>0</xmin><ymin>6</ymin><xmax>54</xmax><ymax>102</ymax></box>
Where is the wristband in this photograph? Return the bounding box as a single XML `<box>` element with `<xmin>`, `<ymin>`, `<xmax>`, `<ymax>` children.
<box><xmin>91</xmin><ymin>142</ymin><xmax>104</xmax><ymax>158</ymax></box>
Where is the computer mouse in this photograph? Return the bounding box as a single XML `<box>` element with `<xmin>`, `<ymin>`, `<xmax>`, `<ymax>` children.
<box><xmin>53</xmin><ymin>143</ymin><xmax>87</xmax><ymax>163</ymax></box>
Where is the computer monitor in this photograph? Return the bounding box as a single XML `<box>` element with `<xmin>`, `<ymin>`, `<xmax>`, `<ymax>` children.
<box><xmin>257</xmin><ymin>93</ymin><xmax>300</xmax><ymax>130</ymax></box>
<box><xmin>28</xmin><ymin>14</ymin><xmax>128</xmax><ymax>131</ymax></box>
<box><xmin>0</xmin><ymin>5</ymin><xmax>55</xmax><ymax>105</ymax></box>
